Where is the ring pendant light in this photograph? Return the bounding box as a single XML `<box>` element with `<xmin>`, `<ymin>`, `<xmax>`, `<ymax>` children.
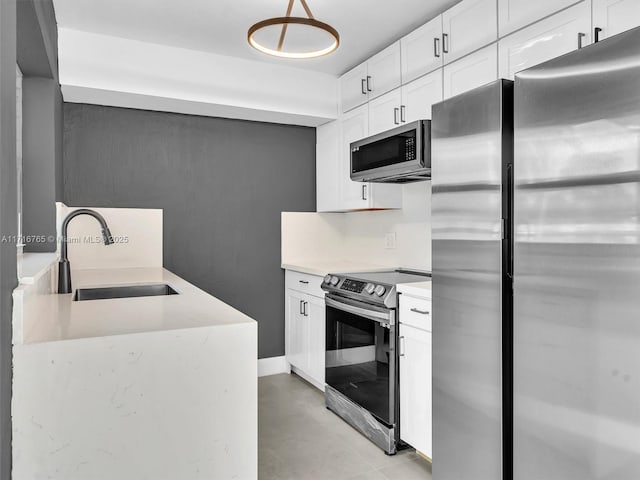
<box><xmin>248</xmin><ymin>0</ymin><xmax>340</xmax><ymax>59</ymax></box>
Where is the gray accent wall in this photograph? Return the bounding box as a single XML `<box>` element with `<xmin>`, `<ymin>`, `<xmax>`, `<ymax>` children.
<box><xmin>18</xmin><ymin>0</ymin><xmax>62</xmax><ymax>252</ymax></box>
<box><xmin>0</xmin><ymin>0</ymin><xmax>17</xmax><ymax>477</ymax></box>
<box><xmin>22</xmin><ymin>77</ymin><xmax>60</xmax><ymax>252</ymax></box>
<box><xmin>63</xmin><ymin>104</ymin><xmax>316</xmax><ymax>359</ymax></box>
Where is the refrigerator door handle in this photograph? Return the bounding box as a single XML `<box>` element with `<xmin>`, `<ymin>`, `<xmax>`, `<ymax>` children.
<box><xmin>506</xmin><ymin>163</ymin><xmax>514</xmax><ymax>279</ymax></box>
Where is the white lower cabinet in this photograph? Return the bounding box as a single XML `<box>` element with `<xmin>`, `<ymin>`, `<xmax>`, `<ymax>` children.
<box><xmin>306</xmin><ymin>294</ymin><xmax>326</xmax><ymax>385</ymax></box>
<box><xmin>287</xmin><ymin>289</ymin><xmax>308</xmax><ymax>371</ymax></box>
<box><xmin>498</xmin><ymin>1</ymin><xmax>591</xmax><ymax>80</ymax></box>
<box><xmin>443</xmin><ymin>43</ymin><xmax>498</xmax><ymax>100</ymax></box>
<box><xmin>399</xmin><ymin>293</ymin><xmax>432</xmax><ymax>459</ymax></box>
<box><xmin>285</xmin><ymin>271</ymin><xmax>325</xmax><ymax>389</ymax></box>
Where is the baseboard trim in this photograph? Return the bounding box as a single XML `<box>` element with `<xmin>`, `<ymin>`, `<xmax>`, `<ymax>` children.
<box><xmin>258</xmin><ymin>356</ymin><xmax>290</xmax><ymax>377</ymax></box>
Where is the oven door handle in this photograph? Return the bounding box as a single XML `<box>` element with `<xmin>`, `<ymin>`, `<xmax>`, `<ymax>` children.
<box><xmin>325</xmin><ymin>295</ymin><xmax>393</xmax><ymax>325</ymax></box>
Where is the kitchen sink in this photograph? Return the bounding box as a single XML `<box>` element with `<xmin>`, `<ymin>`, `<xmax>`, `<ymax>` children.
<box><xmin>73</xmin><ymin>284</ymin><xmax>178</xmax><ymax>301</ymax></box>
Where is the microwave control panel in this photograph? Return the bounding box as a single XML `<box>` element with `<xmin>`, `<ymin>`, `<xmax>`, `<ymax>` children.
<box><xmin>340</xmin><ymin>279</ymin><xmax>366</xmax><ymax>293</ymax></box>
<box><xmin>405</xmin><ymin>137</ymin><xmax>416</xmax><ymax>161</ymax></box>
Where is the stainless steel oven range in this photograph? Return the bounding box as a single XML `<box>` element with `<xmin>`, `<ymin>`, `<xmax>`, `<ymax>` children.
<box><xmin>321</xmin><ymin>269</ymin><xmax>430</xmax><ymax>455</ymax></box>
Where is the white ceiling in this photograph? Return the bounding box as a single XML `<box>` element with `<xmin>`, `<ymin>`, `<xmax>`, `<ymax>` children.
<box><xmin>52</xmin><ymin>0</ymin><xmax>461</xmax><ymax>76</ymax></box>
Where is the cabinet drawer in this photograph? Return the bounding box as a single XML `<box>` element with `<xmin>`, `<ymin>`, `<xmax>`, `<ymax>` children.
<box><xmin>285</xmin><ymin>270</ymin><xmax>325</xmax><ymax>298</ymax></box>
<box><xmin>399</xmin><ymin>294</ymin><xmax>432</xmax><ymax>331</ymax></box>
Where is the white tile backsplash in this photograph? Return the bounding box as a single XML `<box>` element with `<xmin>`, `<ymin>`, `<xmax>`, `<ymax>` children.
<box><xmin>57</xmin><ymin>203</ymin><xmax>163</xmax><ymax>270</ymax></box>
<box><xmin>282</xmin><ymin>182</ymin><xmax>431</xmax><ymax>271</ymax></box>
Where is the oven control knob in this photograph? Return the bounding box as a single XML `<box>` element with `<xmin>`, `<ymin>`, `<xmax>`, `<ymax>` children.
<box><xmin>374</xmin><ymin>285</ymin><xmax>386</xmax><ymax>297</ymax></box>
<box><xmin>323</xmin><ymin>274</ymin><xmax>332</xmax><ymax>284</ymax></box>
<box><xmin>330</xmin><ymin>276</ymin><xmax>340</xmax><ymax>286</ymax></box>
<box><xmin>365</xmin><ymin>283</ymin><xmax>375</xmax><ymax>294</ymax></box>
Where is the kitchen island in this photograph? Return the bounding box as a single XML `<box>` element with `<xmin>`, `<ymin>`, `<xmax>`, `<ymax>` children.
<box><xmin>12</xmin><ymin>267</ymin><xmax>257</xmax><ymax>480</ymax></box>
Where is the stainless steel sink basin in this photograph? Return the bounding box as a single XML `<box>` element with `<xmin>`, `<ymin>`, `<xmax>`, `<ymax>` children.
<box><xmin>73</xmin><ymin>284</ymin><xmax>178</xmax><ymax>301</ymax></box>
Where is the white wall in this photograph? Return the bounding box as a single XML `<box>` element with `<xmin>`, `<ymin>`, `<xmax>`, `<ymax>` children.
<box><xmin>58</xmin><ymin>28</ymin><xmax>338</xmax><ymax>127</ymax></box>
<box><xmin>282</xmin><ymin>182</ymin><xmax>431</xmax><ymax>271</ymax></box>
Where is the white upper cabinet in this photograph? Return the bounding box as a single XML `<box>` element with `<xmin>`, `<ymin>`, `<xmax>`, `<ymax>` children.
<box><xmin>341</xmin><ymin>105</ymin><xmax>401</xmax><ymax>210</ymax></box>
<box><xmin>442</xmin><ymin>0</ymin><xmax>498</xmax><ymax>64</ymax></box>
<box><xmin>369</xmin><ymin>88</ymin><xmax>403</xmax><ymax>136</ymax></box>
<box><xmin>340</xmin><ymin>63</ymin><xmax>369</xmax><ymax>113</ymax></box>
<box><xmin>368</xmin><ymin>71</ymin><xmax>443</xmax><ymax>135</ymax></box>
<box><xmin>444</xmin><ymin>43</ymin><xmax>498</xmax><ymax>100</ymax></box>
<box><xmin>340</xmin><ymin>105</ymin><xmax>371</xmax><ymax>210</ymax></box>
<box><xmin>592</xmin><ymin>0</ymin><xmax>640</xmax><ymax>42</ymax></box>
<box><xmin>316</xmin><ymin>105</ymin><xmax>402</xmax><ymax>212</ymax></box>
<box><xmin>316</xmin><ymin>120</ymin><xmax>341</xmax><ymax>213</ymax></box>
<box><xmin>498</xmin><ymin>0</ymin><xmax>579</xmax><ymax>37</ymax></box>
<box><xmin>498</xmin><ymin>2</ymin><xmax>591</xmax><ymax>80</ymax></box>
<box><xmin>401</xmin><ymin>70</ymin><xmax>444</xmax><ymax>123</ymax></box>
<box><xmin>367</xmin><ymin>42</ymin><xmax>402</xmax><ymax>100</ymax></box>
<box><xmin>340</xmin><ymin>43</ymin><xmax>401</xmax><ymax>113</ymax></box>
<box><xmin>401</xmin><ymin>17</ymin><xmax>444</xmax><ymax>84</ymax></box>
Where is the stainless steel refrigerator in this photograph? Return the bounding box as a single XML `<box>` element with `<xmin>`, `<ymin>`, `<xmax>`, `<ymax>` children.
<box><xmin>431</xmin><ymin>26</ymin><xmax>640</xmax><ymax>480</ymax></box>
<box><xmin>431</xmin><ymin>79</ymin><xmax>514</xmax><ymax>480</ymax></box>
<box><xmin>513</xmin><ymin>26</ymin><xmax>640</xmax><ymax>479</ymax></box>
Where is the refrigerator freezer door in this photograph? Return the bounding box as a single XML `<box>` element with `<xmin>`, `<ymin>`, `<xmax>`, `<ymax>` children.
<box><xmin>432</xmin><ymin>80</ymin><xmax>513</xmax><ymax>480</ymax></box>
<box><xmin>514</xmin><ymin>27</ymin><xmax>640</xmax><ymax>479</ymax></box>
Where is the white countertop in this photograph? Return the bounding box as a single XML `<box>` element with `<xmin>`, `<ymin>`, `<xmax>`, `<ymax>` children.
<box><xmin>398</xmin><ymin>280</ymin><xmax>432</xmax><ymax>298</ymax></box>
<box><xmin>17</xmin><ymin>252</ymin><xmax>57</xmax><ymax>285</ymax></box>
<box><xmin>281</xmin><ymin>260</ymin><xmax>393</xmax><ymax>277</ymax></box>
<box><xmin>20</xmin><ymin>267</ymin><xmax>255</xmax><ymax>344</ymax></box>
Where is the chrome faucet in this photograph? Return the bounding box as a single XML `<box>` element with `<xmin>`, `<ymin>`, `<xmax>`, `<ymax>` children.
<box><xmin>58</xmin><ymin>209</ymin><xmax>114</xmax><ymax>294</ymax></box>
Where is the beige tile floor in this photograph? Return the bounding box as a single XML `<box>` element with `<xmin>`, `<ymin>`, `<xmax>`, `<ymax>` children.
<box><xmin>259</xmin><ymin>373</ymin><xmax>432</xmax><ymax>480</ymax></box>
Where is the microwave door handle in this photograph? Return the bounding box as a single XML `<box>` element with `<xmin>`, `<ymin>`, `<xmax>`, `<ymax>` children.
<box><xmin>326</xmin><ymin>296</ymin><xmax>392</xmax><ymax>324</ymax></box>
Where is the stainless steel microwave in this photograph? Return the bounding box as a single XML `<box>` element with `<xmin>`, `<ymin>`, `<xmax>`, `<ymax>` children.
<box><xmin>350</xmin><ymin>119</ymin><xmax>431</xmax><ymax>183</ymax></box>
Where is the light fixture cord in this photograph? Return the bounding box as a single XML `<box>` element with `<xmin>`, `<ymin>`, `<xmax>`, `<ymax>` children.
<box><xmin>299</xmin><ymin>0</ymin><xmax>315</xmax><ymax>19</ymax></box>
<box><xmin>277</xmin><ymin>0</ymin><xmax>295</xmax><ymax>51</ymax></box>
<box><xmin>277</xmin><ymin>0</ymin><xmax>316</xmax><ymax>51</ymax></box>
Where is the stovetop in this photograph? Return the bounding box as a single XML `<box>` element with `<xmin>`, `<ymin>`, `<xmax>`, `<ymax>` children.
<box><xmin>321</xmin><ymin>269</ymin><xmax>431</xmax><ymax>309</ymax></box>
<box><xmin>341</xmin><ymin>269</ymin><xmax>430</xmax><ymax>285</ymax></box>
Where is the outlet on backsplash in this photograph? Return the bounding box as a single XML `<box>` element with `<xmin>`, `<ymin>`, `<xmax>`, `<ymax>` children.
<box><xmin>384</xmin><ymin>232</ymin><xmax>397</xmax><ymax>249</ymax></box>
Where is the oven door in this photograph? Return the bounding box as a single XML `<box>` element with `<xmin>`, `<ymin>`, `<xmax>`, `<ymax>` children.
<box><xmin>325</xmin><ymin>294</ymin><xmax>397</xmax><ymax>427</ymax></box>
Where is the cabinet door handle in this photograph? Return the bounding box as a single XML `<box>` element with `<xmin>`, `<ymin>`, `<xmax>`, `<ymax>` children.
<box><xmin>299</xmin><ymin>280</ymin><xmax>309</xmax><ymax>285</ymax></box>
<box><xmin>399</xmin><ymin>336</ymin><xmax>405</xmax><ymax>357</ymax></box>
<box><xmin>303</xmin><ymin>301</ymin><xmax>308</xmax><ymax>317</ymax></box>
<box><xmin>394</xmin><ymin>107</ymin><xmax>400</xmax><ymax>125</ymax></box>
<box><xmin>442</xmin><ymin>33</ymin><xmax>449</xmax><ymax>54</ymax></box>
<box><xmin>400</xmin><ymin>105</ymin><xmax>406</xmax><ymax>123</ymax></box>
<box><xmin>361</xmin><ymin>78</ymin><xmax>367</xmax><ymax>95</ymax></box>
<box><xmin>578</xmin><ymin>32</ymin><xmax>586</xmax><ymax>49</ymax></box>
<box><xmin>410</xmin><ymin>307</ymin><xmax>430</xmax><ymax>315</ymax></box>
<box><xmin>434</xmin><ymin>37</ymin><xmax>441</xmax><ymax>58</ymax></box>
<box><xmin>299</xmin><ymin>300</ymin><xmax>304</xmax><ymax>315</ymax></box>
<box><xmin>366</xmin><ymin>75</ymin><xmax>372</xmax><ymax>92</ymax></box>
<box><xmin>594</xmin><ymin>27</ymin><xmax>602</xmax><ymax>43</ymax></box>
<box><xmin>362</xmin><ymin>184</ymin><xmax>368</xmax><ymax>201</ymax></box>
